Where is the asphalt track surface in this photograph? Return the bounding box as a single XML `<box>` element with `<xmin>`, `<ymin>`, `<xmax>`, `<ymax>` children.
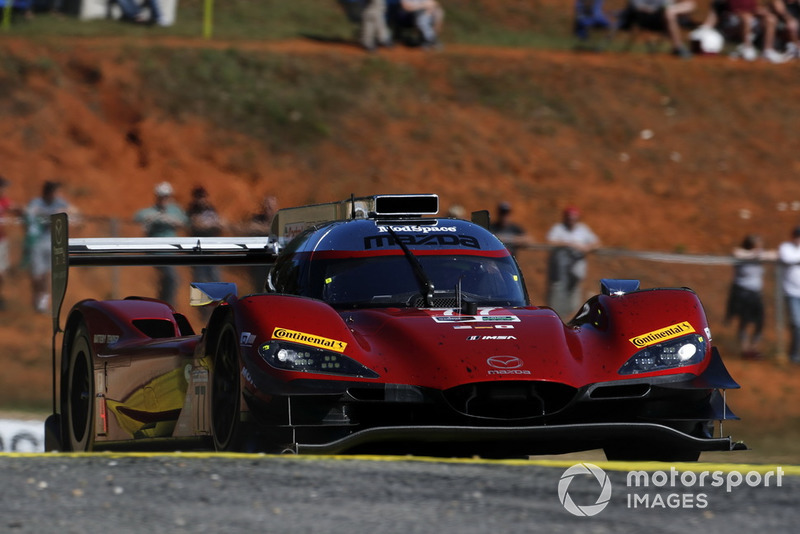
<box><xmin>0</xmin><ymin>454</ymin><xmax>797</xmax><ymax>533</ymax></box>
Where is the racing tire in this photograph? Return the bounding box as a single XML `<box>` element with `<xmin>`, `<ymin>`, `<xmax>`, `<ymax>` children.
<box><xmin>62</xmin><ymin>323</ymin><xmax>95</xmax><ymax>452</ymax></box>
<box><xmin>211</xmin><ymin>320</ymin><xmax>244</xmax><ymax>451</ymax></box>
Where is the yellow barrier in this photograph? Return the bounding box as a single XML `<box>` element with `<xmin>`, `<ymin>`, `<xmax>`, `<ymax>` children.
<box><xmin>1</xmin><ymin>451</ymin><xmax>798</xmax><ymax>476</ymax></box>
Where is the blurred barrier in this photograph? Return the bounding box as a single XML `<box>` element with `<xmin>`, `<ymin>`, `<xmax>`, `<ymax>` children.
<box><xmin>0</xmin><ymin>418</ymin><xmax>44</xmax><ymax>453</ymax></box>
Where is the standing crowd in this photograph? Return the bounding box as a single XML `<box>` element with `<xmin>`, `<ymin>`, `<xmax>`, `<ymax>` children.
<box><xmin>133</xmin><ymin>182</ymin><xmax>279</xmax><ymax>307</ymax></box>
<box><xmin>723</xmin><ymin>227</ymin><xmax>800</xmax><ymax>364</ymax></box>
<box><xmin>4</xmin><ymin>180</ymin><xmax>800</xmax><ymax>363</ymax></box>
<box><xmin>483</xmin><ymin>199</ymin><xmax>800</xmax><ymax>364</ymax></box>
<box><xmin>0</xmin><ymin>178</ymin><xmax>79</xmax><ymax>314</ymax></box>
<box><xmin>485</xmin><ymin>201</ymin><xmax>600</xmax><ymax>319</ymax></box>
<box><xmin>0</xmin><ymin>179</ymin><xmax>279</xmax><ymax>314</ymax></box>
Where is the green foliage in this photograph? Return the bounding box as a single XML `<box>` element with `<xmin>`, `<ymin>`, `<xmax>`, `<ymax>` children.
<box><xmin>445</xmin><ymin>59</ymin><xmax>576</xmax><ymax>127</ymax></box>
<box><xmin>138</xmin><ymin>48</ymin><xmax>430</xmax><ymax>149</ymax></box>
<box><xmin>6</xmin><ymin>0</ymin><xmax>573</xmax><ymax>46</ymax></box>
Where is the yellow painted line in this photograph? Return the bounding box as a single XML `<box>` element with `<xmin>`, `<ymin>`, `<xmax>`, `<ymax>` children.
<box><xmin>1</xmin><ymin>451</ymin><xmax>798</xmax><ymax>476</ymax></box>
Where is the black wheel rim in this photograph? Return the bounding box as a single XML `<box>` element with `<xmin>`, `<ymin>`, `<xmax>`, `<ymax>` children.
<box><xmin>69</xmin><ymin>348</ymin><xmax>91</xmax><ymax>446</ymax></box>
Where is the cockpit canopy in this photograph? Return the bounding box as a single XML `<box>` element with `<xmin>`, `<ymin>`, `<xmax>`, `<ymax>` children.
<box><xmin>268</xmin><ymin>218</ymin><xmax>528</xmax><ymax>309</ymax></box>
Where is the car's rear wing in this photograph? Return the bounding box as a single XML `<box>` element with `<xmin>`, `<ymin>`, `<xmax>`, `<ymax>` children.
<box><xmin>49</xmin><ymin>212</ymin><xmax>280</xmax><ymax>328</ymax></box>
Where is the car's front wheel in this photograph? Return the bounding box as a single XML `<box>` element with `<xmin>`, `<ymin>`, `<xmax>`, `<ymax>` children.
<box><xmin>211</xmin><ymin>319</ymin><xmax>243</xmax><ymax>451</ymax></box>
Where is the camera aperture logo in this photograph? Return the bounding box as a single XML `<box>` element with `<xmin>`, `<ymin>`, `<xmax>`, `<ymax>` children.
<box><xmin>558</xmin><ymin>463</ymin><xmax>612</xmax><ymax>517</ymax></box>
<box><xmin>558</xmin><ymin>464</ymin><xmax>785</xmax><ymax>516</ymax></box>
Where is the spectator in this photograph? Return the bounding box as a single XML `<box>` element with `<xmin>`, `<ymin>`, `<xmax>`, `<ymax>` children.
<box><xmin>362</xmin><ymin>0</ymin><xmax>393</xmax><ymax>51</ymax></box>
<box><xmin>0</xmin><ymin>176</ymin><xmax>21</xmax><ymax>310</ymax></box>
<box><xmin>134</xmin><ymin>182</ymin><xmax>188</xmax><ymax>306</ymax></box>
<box><xmin>545</xmin><ymin>206</ymin><xmax>600</xmax><ymax>318</ymax></box>
<box><xmin>701</xmin><ymin>0</ymin><xmax>787</xmax><ymax>62</ymax></box>
<box><xmin>628</xmin><ymin>0</ymin><xmax>698</xmax><ymax>58</ymax></box>
<box><xmin>239</xmin><ymin>195</ymin><xmax>279</xmax><ymax>293</ymax></box>
<box><xmin>116</xmin><ymin>0</ymin><xmax>166</xmax><ymax>26</ymax></box>
<box><xmin>725</xmin><ymin>234</ymin><xmax>777</xmax><ymax>359</ymax></box>
<box><xmin>446</xmin><ymin>204</ymin><xmax>467</xmax><ymax>219</ymax></box>
<box><xmin>400</xmin><ymin>0</ymin><xmax>445</xmax><ymax>49</ymax></box>
<box><xmin>186</xmin><ymin>185</ymin><xmax>225</xmax><ymax>285</ymax></box>
<box><xmin>25</xmin><ymin>181</ymin><xmax>77</xmax><ymax>314</ymax></box>
<box><xmin>574</xmin><ymin>0</ymin><xmax>612</xmax><ymax>43</ymax></box>
<box><xmin>778</xmin><ymin>226</ymin><xmax>800</xmax><ymax>364</ymax></box>
<box><xmin>769</xmin><ymin>0</ymin><xmax>800</xmax><ymax>58</ymax></box>
<box><xmin>488</xmin><ymin>201</ymin><xmax>532</xmax><ymax>257</ymax></box>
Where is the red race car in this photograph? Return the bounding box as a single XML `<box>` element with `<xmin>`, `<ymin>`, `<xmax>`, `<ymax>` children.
<box><xmin>44</xmin><ymin>194</ymin><xmax>744</xmax><ymax>460</ymax></box>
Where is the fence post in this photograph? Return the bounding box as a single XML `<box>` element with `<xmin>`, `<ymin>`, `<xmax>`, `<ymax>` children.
<box><xmin>775</xmin><ymin>263</ymin><xmax>785</xmax><ymax>359</ymax></box>
<box><xmin>204</xmin><ymin>0</ymin><xmax>214</xmax><ymax>39</ymax></box>
<box><xmin>110</xmin><ymin>217</ymin><xmax>120</xmax><ymax>299</ymax></box>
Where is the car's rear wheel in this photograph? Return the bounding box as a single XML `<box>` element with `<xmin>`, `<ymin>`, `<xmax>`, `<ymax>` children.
<box><xmin>63</xmin><ymin>323</ymin><xmax>94</xmax><ymax>452</ymax></box>
<box><xmin>211</xmin><ymin>320</ymin><xmax>243</xmax><ymax>451</ymax></box>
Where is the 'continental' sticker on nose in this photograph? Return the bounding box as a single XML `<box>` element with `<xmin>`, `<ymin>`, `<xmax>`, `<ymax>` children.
<box><xmin>272</xmin><ymin>327</ymin><xmax>347</xmax><ymax>351</ymax></box>
<box><xmin>629</xmin><ymin>321</ymin><xmax>695</xmax><ymax>348</ymax></box>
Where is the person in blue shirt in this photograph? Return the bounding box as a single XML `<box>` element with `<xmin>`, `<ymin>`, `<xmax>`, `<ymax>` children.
<box><xmin>134</xmin><ymin>182</ymin><xmax>188</xmax><ymax>306</ymax></box>
<box><xmin>25</xmin><ymin>181</ymin><xmax>77</xmax><ymax>313</ymax></box>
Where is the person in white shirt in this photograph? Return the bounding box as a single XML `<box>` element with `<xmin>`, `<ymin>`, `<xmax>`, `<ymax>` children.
<box><xmin>726</xmin><ymin>234</ymin><xmax>777</xmax><ymax>359</ymax></box>
<box><xmin>545</xmin><ymin>206</ymin><xmax>600</xmax><ymax>318</ymax></box>
<box><xmin>778</xmin><ymin>226</ymin><xmax>800</xmax><ymax>363</ymax></box>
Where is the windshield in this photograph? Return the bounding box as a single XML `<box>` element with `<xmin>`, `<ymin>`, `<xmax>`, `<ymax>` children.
<box><xmin>309</xmin><ymin>254</ymin><xmax>528</xmax><ymax>308</ymax></box>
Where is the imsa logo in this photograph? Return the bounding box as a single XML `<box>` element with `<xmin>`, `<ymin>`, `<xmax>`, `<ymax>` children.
<box><xmin>467</xmin><ymin>335</ymin><xmax>517</xmax><ymax>341</ymax></box>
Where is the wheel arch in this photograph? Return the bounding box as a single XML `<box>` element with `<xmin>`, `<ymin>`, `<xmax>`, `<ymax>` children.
<box><xmin>203</xmin><ymin>303</ymin><xmax>236</xmax><ymax>359</ymax></box>
<box><xmin>60</xmin><ymin>307</ymin><xmax>93</xmax><ymax>383</ymax></box>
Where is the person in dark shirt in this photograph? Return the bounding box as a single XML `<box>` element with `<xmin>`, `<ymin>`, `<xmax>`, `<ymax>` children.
<box><xmin>186</xmin><ymin>186</ymin><xmax>225</xmax><ymax>284</ymax></box>
<box><xmin>488</xmin><ymin>201</ymin><xmax>532</xmax><ymax>257</ymax></box>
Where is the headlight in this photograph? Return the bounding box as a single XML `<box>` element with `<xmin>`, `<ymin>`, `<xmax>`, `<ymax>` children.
<box><xmin>618</xmin><ymin>334</ymin><xmax>707</xmax><ymax>375</ymax></box>
<box><xmin>258</xmin><ymin>342</ymin><xmax>379</xmax><ymax>379</ymax></box>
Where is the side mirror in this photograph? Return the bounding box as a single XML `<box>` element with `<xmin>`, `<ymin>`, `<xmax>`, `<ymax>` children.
<box><xmin>600</xmin><ymin>279</ymin><xmax>640</xmax><ymax>296</ymax></box>
<box><xmin>190</xmin><ymin>282</ymin><xmax>238</xmax><ymax>307</ymax></box>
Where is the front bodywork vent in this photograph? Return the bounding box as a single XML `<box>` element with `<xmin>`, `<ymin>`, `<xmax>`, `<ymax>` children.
<box><xmin>443</xmin><ymin>381</ymin><xmax>577</xmax><ymax>420</ymax></box>
<box><xmin>132</xmin><ymin>319</ymin><xmax>178</xmax><ymax>339</ymax></box>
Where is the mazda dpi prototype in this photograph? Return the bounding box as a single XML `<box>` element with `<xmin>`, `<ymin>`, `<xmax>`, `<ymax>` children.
<box><xmin>45</xmin><ymin>194</ymin><xmax>744</xmax><ymax>460</ymax></box>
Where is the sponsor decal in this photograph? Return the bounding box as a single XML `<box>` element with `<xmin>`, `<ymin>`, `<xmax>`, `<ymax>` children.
<box><xmin>629</xmin><ymin>321</ymin><xmax>695</xmax><ymax>348</ymax></box>
<box><xmin>487</xmin><ymin>355</ymin><xmax>523</xmax><ymax>369</ymax></box>
<box><xmin>486</xmin><ymin>355</ymin><xmax>531</xmax><ymax>375</ymax></box>
<box><xmin>240</xmin><ymin>332</ymin><xmax>256</xmax><ymax>346</ymax></box>
<box><xmin>284</xmin><ymin>222</ymin><xmax>309</xmax><ymax>240</ymax></box>
<box><xmin>434</xmin><ymin>315</ymin><xmax>520</xmax><ymax>324</ymax></box>
<box><xmin>377</xmin><ymin>225</ymin><xmax>457</xmax><ymax>233</ymax></box>
<box><xmin>468</xmin><ymin>335</ymin><xmax>517</xmax><ymax>341</ymax></box>
<box><xmin>242</xmin><ymin>366</ymin><xmax>255</xmax><ymax>387</ymax></box>
<box><xmin>272</xmin><ymin>327</ymin><xmax>347</xmax><ymax>352</ymax></box>
<box><xmin>364</xmin><ymin>233</ymin><xmax>480</xmax><ymax>250</ymax></box>
<box><xmin>93</xmin><ymin>334</ymin><xmax>120</xmax><ymax>345</ymax></box>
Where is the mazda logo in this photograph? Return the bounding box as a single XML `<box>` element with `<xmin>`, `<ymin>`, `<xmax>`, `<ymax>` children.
<box><xmin>486</xmin><ymin>355</ymin><xmax>523</xmax><ymax>369</ymax></box>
